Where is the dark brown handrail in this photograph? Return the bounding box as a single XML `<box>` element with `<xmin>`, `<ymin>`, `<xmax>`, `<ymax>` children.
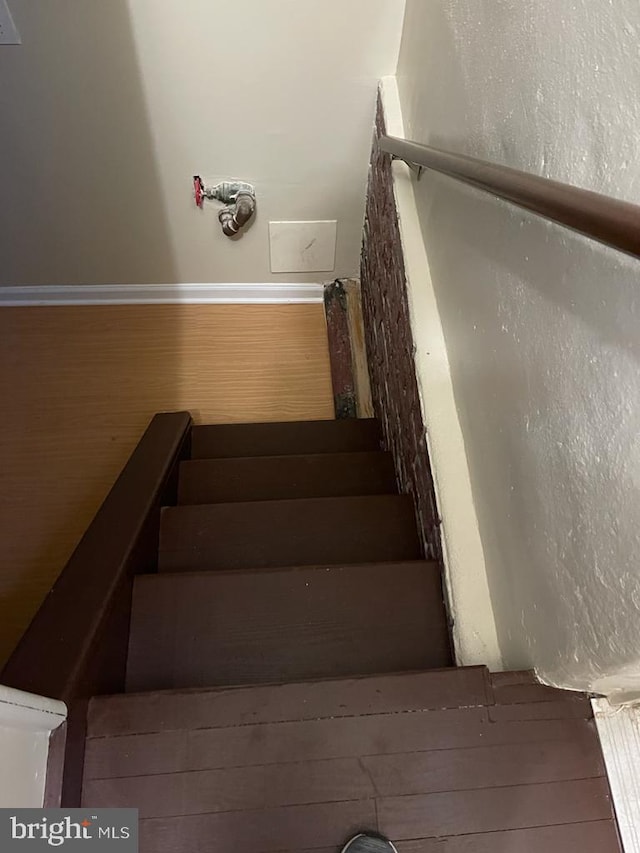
<box><xmin>1</xmin><ymin>411</ymin><xmax>192</xmax><ymax>806</ymax></box>
<box><xmin>380</xmin><ymin>134</ymin><xmax>640</xmax><ymax>261</ymax></box>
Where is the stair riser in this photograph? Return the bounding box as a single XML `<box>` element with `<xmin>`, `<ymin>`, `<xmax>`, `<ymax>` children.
<box><xmin>126</xmin><ymin>562</ymin><xmax>451</xmax><ymax>691</ymax></box>
<box><xmin>159</xmin><ymin>495</ymin><xmax>422</xmax><ymax>573</ymax></box>
<box><xmin>178</xmin><ymin>452</ymin><xmax>397</xmax><ymax>505</ymax></box>
<box><xmin>191</xmin><ymin>419</ymin><xmax>382</xmax><ymax>459</ymax></box>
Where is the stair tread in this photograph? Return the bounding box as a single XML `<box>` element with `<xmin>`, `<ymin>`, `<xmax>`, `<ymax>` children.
<box><xmin>178</xmin><ymin>451</ymin><xmax>397</xmax><ymax>504</ymax></box>
<box><xmin>89</xmin><ymin>667</ymin><xmax>494</xmax><ymax>738</ymax></box>
<box><xmin>83</xmin><ymin>667</ymin><xmax>611</xmax><ymax>853</ymax></box>
<box><xmin>191</xmin><ymin>418</ymin><xmax>382</xmax><ymax>459</ymax></box>
<box><xmin>80</xmin><ymin>414</ymin><xmax>619</xmax><ymax>853</ymax></box>
<box><xmin>159</xmin><ymin>494</ymin><xmax>422</xmax><ymax>573</ymax></box>
<box><xmin>125</xmin><ymin>561</ymin><xmax>451</xmax><ymax>692</ymax></box>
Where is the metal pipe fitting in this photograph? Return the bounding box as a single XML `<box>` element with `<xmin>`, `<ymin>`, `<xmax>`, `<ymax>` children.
<box><xmin>218</xmin><ymin>191</ymin><xmax>256</xmax><ymax>237</ymax></box>
<box><xmin>194</xmin><ymin>176</ymin><xmax>256</xmax><ymax>237</ymax></box>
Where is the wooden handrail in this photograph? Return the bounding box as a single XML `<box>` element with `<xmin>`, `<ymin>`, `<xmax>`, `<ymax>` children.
<box><xmin>380</xmin><ymin>134</ymin><xmax>640</xmax><ymax>261</ymax></box>
<box><xmin>1</xmin><ymin>411</ymin><xmax>192</xmax><ymax>805</ymax></box>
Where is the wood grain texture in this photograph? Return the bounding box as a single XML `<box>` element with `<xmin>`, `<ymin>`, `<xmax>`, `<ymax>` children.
<box><xmin>83</xmin><ymin>669</ymin><xmax>618</xmax><ymax>853</ymax></box>
<box><xmin>1</xmin><ymin>412</ymin><xmax>191</xmax><ymax>807</ymax></box>
<box><xmin>158</xmin><ymin>494</ymin><xmax>422</xmax><ymax>573</ymax></box>
<box><xmin>191</xmin><ymin>418</ymin><xmax>381</xmax><ymax>459</ymax></box>
<box><xmin>177</xmin><ymin>451</ymin><xmax>397</xmax><ymax>504</ymax></box>
<box><xmin>379</xmin><ymin>778</ymin><xmax>613</xmax><ymax>839</ymax></box>
<box><xmin>83</xmin><ymin>740</ymin><xmax>606</xmax><ymax>818</ymax></box>
<box><xmin>0</xmin><ymin>304</ymin><xmax>333</xmax><ymax>665</ymax></box>
<box><xmin>344</xmin><ymin>279</ymin><xmax>374</xmax><ymax>418</ymax></box>
<box><xmin>125</xmin><ymin>562</ymin><xmax>451</xmax><ymax>691</ymax></box>
<box><xmin>324</xmin><ymin>280</ymin><xmax>356</xmax><ymax>418</ymax></box>
<box><xmin>87</xmin><ymin>667</ymin><xmax>493</xmax><ymax>737</ymax></box>
<box><xmin>285</xmin><ymin>825</ymin><xmax>624</xmax><ymax>853</ymax></box>
<box><xmin>392</xmin><ymin>823</ymin><xmax>623</xmax><ymax>853</ymax></box>
<box><xmin>138</xmin><ymin>800</ymin><xmax>377</xmax><ymax>853</ymax></box>
<box><xmin>84</xmin><ymin>709</ymin><xmax>601</xmax><ymax>780</ymax></box>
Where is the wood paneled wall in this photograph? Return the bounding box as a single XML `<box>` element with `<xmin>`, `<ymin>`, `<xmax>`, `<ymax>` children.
<box><xmin>0</xmin><ymin>304</ymin><xmax>333</xmax><ymax>666</ymax></box>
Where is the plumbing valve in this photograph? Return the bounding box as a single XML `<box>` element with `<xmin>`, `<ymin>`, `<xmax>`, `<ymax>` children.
<box><xmin>193</xmin><ymin>176</ymin><xmax>256</xmax><ymax>238</ymax></box>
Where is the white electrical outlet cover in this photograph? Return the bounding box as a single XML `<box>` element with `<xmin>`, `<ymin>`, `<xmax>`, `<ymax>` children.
<box><xmin>0</xmin><ymin>0</ymin><xmax>21</xmax><ymax>44</ymax></box>
<box><xmin>269</xmin><ymin>221</ymin><xmax>337</xmax><ymax>273</ymax></box>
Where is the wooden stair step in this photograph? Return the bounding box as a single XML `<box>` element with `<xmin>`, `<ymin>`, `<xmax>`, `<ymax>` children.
<box><xmin>83</xmin><ymin>669</ymin><xmax>615</xmax><ymax>853</ymax></box>
<box><xmin>88</xmin><ymin>667</ymin><xmax>494</xmax><ymax>738</ymax></box>
<box><xmin>89</xmin><ymin>666</ymin><xmax>592</xmax><ymax>740</ymax></box>
<box><xmin>85</xmin><ymin>701</ymin><xmax>603</xmax><ymax>781</ymax></box>
<box><xmin>159</xmin><ymin>494</ymin><xmax>421</xmax><ymax>573</ymax></box>
<box><xmin>125</xmin><ymin>561</ymin><xmax>451</xmax><ymax>692</ymax></box>
<box><xmin>82</xmin><ymin>741</ymin><xmax>607</xmax><ymax>820</ymax></box>
<box><xmin>190</xmin><ymin>418</ymin><xmax>382</xmax><ymax>459</ymax></box>
<box><xmin>177</xmin><ymin>451</ymin><xmax>397</xmax><ymax>505</ymax></box>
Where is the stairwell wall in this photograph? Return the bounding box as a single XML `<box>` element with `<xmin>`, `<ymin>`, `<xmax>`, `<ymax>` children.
<box><xmin>396</xmin><ymin>0</ymin><xmax>640</xmax><ymax>699</ymax></box>
<box><xmin>0</xmin><ymin>0</ymin><xmax>405</xmax><ymax>287</ymax></box>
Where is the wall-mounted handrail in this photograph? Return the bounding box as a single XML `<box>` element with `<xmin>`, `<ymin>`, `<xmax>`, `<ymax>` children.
<box><xmin>380</xmin><ymin>134</ymin><xmax>640</xmax><ymax>261</ymax></box>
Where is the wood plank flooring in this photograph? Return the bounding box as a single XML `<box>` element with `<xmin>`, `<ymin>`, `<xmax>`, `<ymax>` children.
<box><xmin>83</xmin><ymin>670</ymin><xmax>620</xmax><ymax>853</ymax></box>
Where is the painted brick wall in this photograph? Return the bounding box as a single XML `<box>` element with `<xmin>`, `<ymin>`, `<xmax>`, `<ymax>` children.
<box><xmin>360</xmin><ymin>94</ymin><xmax>441</xmax><ymax>561</ymax></box>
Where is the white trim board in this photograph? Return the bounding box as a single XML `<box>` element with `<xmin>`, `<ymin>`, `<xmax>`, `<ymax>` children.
<box><xmin>593</xmin><ymin>697</ymin><xmax>640</xmax><ymax>853</ymax></box>
<box><xmin>0</xmin><ymin>283</ymin><xmax>325</xmax><ymax>306</ymax></box>
<box><xmin>0</xmin><ymin>685</ymin><xmax>66</xmax><ymax>734</ymax></box>
<box><xmin>379</xmin><ymin>76</ymin><xmax>503</xmax><ymax>670</ymax></box>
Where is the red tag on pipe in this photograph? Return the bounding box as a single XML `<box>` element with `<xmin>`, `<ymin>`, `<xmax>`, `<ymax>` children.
<box><xmin>193</xmin><ymin>176</ymin><xmax>204</xmax><ymax>208</ymax></box>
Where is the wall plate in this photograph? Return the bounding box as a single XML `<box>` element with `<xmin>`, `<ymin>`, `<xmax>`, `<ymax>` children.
<box><xmin>269</xmin><ymin>221</ymin><xmax>337</xmax><ymax>273</ymax></box>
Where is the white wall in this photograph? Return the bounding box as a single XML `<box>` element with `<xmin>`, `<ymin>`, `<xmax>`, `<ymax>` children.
<box><xmin>0</xmin><ymin>0</ymin><xmax>405</xmax><ymax>286</ymax></box>
<box><xmin>397</xmin><ymin>0</ymin><xmax>640</xmax><ymax>699</ymax></box>
<box><xmin>0</xmin><ymin>686</ymin><xmax>66</xmax><ymax>807</ymax></box>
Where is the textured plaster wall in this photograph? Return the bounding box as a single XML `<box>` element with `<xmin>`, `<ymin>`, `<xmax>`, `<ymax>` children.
<box><xmin>397</xmin><ymin>0</ymin><xmax>640</xmax><ymax>698</ymax></box>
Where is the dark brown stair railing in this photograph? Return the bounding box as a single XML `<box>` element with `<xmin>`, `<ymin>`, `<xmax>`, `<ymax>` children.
<box><xmin>380</xmin><ymin>134</ymin><xmax>640</xmax><ymax>261</ymax></box>
<box><xmin>1</xmin><ymin>411</ymin><xmax>192</xmax><ymax>807</ymax></box>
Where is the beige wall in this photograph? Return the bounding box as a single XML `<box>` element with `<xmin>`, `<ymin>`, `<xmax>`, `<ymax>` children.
<box><xmin>397</xmin><ymin>0</ymin><xmax>640</xmax><ymax>699</ymax></box>
<box><xmin>0</xmin><ymin>304</ymin><xmax>333</xmax><ymax>665</ymax></box>
<box><xmin>0</xmin><ymin>0</ymin><xmax>405</xmax><ymax>286</ymax></box>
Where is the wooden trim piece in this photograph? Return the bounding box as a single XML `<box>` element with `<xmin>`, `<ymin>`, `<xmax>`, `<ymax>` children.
<box><xmin>380</xmin><ymin>134</ymin><xmax>640</xmax><ymax>261</ymax></box>
<box><xmin>0</xmin><ymin>685</ymin><xmax>66</xmax><ymax>731</ymax></box>
<box><xmin>324</xmin><ymin>281</ymin><xmax>357</xmax><ymax>418</ymax></box>
<box><xmin>43</xmin><ymin>724</ymin><xmax>68</xmax><ymax>808</ymax></box>
<box><xmin>378</xmin><ymin>76</ymin><xmax>503</xmax><ymax>668</ymax></box>
<box><xmin>343</xmin><ymin>280</ymin><xmax>374</xmax><ymax>419</ymax></box>
<box><xmin>0</xmin><ymin>411</ymin><xmax>192</xmax><ymax>805</ymax></box>
<box><xmin>592</xmin><ymin>698</ymin><xmax>640</xmax><ymax>853</ymax></box>
<box><xmin>0</xmin><ymin>283</ymin><xmax>324</xmax><ymax>306</ymax></box>
<box><xmin>324</xmin><ymin>279</ymin><xmax>374</xmax><ymax>419</ymax></box>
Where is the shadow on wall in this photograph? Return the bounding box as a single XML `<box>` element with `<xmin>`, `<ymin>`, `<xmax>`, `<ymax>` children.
<box><xmin>0</xmin><ymin>0</ymin><xmax>177</xmax><ymax>286</ymax></box>
<box><xmin>0</xmin><ymin>0</ymin><xmax>179</xmax><ymax>663</ymax></box>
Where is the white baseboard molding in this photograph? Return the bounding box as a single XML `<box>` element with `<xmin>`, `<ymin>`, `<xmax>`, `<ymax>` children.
<box><xmin>0</xmin><ymin>283</ymin><xmax>325</xmax><ymax>306</ymax></box>
<box><xmin>593</xmin><ymin>697</ymin><xmax>640</xmax><ymax>853</ymax></box>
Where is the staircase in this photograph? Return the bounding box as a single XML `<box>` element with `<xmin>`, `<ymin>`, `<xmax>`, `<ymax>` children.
<box><xmin>78</xmin><ymin>418</ymin><xmax>619</xmax><ymax>853</ymax></box>
<box><xmin>126</xmin><ymin>418</ymin><xmax>450</xmax><ymax>691</ymax></box>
